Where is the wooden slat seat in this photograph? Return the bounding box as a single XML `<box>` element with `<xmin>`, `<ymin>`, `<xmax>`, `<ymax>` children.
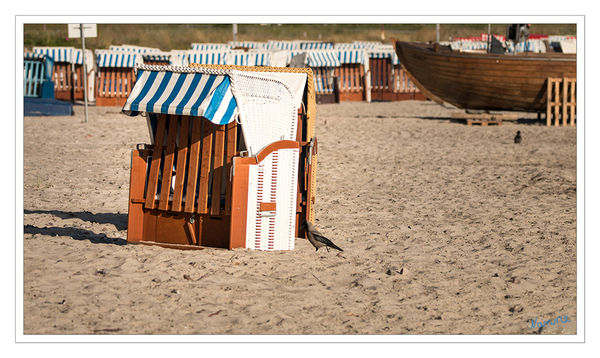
<box><xmin>96</xmin><ymin>67</ymin><xmax>135</xmax><ymax>106</ymax></box>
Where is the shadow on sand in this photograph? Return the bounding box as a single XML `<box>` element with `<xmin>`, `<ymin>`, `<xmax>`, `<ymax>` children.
<box><xmin>23</xmin><ymin>225</ymin><xmax>127</xmax><ymax>245</ymax></box>
<box><xmin>23</xmin><ymin>209</ymin><xmax>128</xmax><ymax>246</ymax></box>
<box><xmin>24</xmin><ymin>209</ymin><xmax>127</xmax><ymax>231</ymax></box>
<box><xmin>416</xmin><ymin>116</ymin><xmax>545</xmax><ymax>126</ymax></box>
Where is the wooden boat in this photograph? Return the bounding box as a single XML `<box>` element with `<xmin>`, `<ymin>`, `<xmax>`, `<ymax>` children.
<box><xmin>394</xmin><ymin>41</ymin><xmax>576</xmax><ymax>112</ymax></box>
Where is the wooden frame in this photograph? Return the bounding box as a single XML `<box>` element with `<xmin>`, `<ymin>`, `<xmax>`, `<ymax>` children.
<box><xmin>336</xmin><ymin>63</ymin><xmax>365</xmax><ymax>102</ymax></box>
<box><xmin>127</xmin><ymin>65</ymin><xmax>318</xmax><ymax>250</ymax></box>
<box><xmin>392</xmin><ymin>65</ymin><xmax>428</xmax><ymax>101</ymax></box>
<box><xmin>96</xmin><ymin>67</ymin><xmax>135</xmax><ymax>107</ymax></box>
<box><xmin>52</xmin><ymin>62</ymin><xmax>73</xmax><ymax>101</ymax></box>
<box><xmin>312</xmin><ymin>66</ymin><xmax>338</xmax><ymax>104</ymax></box>
<box><xmin>24</xmin><ymin>58</ymin><xmax>47</xmax><ymax>98</ymax></box>
<box><xmin>369</xmin><ymin>58</ymin><xmax>427</xmax><ymax>101</ymax></box>
<box><xmin>52</xmin><ymin>62</ymin><xmax>94</xmax><ymax>102</ymax></box>
<box><xmin>546</xmin><ymin>77</ymin><xmax>576</xmax><ymax>127</ymax></box>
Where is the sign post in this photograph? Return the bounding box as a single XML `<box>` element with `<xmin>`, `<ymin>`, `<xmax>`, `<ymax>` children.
<box><xmin>68</xmin><ymin>24</ymin><xmax>97</xmax><ymax>123</ymax></box>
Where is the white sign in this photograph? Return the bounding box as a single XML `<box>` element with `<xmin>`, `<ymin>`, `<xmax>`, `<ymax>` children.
<box><xmin>68</xmin><ymin>24</ymin><xmax>97</xmax><ymax>38</ymax></box>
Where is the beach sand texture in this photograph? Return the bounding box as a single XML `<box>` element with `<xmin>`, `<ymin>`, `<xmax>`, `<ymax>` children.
<box><xmin>23</xmin><ymin>101</ymin><xmax>576</xmax><ymax>335</ymax></box>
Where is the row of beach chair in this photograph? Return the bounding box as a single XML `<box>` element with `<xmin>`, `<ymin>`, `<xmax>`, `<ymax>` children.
<box><xmin>25</xmin><ymin>41</ymin><xmax>425</xmax><ymax>105</ymax></box>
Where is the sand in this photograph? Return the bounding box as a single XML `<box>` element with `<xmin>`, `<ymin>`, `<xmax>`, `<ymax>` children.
<box><xmin>23</xmin><ymin>101</ymin><xmax>577</xmax><ymax>335</ymax></box>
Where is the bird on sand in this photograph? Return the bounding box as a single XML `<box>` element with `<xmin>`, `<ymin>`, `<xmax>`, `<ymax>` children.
<box><xmin>302</xmin><ymin>221</ymin><xmax>343</xmax><ymax>252</ymax></box>
<box><xmin>514</xmin><ymin>130</ymin><xmax>522</xmax><ymax>144</ymax></box>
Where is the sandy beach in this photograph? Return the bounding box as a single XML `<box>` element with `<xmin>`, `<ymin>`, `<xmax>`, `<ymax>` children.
<box><xmin>23</xmin><ymin>100</ymin><xmax>577</xmax><ymax>335</ymax></box>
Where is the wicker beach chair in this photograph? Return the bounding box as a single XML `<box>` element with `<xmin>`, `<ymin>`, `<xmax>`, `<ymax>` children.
<box><xmin>123</xmin><ymin>64</ymin><xmax>318</xmax><ymax>250</ymax></box>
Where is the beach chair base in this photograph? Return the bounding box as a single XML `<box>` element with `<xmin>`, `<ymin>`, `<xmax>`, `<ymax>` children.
<box><xmin>24</xmin><ymin>97</ymin><xmax>73</xmax><ymax>116</ymax></box>
<box><xmin>316</xmin><ymin>93</ymin><xmax>338</xmax><ymax>104</ymax></box>
<box><xmin>96</xmin><ymin>96</ymin><xmax>129</xmax><ymax>107</ymax></box>
<box><xmin>338</xmin><ymin>91</ymin><xmax>364</xmax><ymax>102</ymax></box>
<box><xmin>128</xmin><ymin>140</ymin><xmax>305</xmax><ymax>250</ymax></box>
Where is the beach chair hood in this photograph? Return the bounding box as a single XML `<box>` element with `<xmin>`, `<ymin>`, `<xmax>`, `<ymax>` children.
<box><xmin>122</xmin><ymin>64</ymin><xmax>307</xmax><ymax>156</ymax></box>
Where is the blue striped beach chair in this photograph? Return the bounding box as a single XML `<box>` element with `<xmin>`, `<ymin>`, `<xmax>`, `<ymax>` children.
<box><xmin>335</xmin><ymin>48</ymin><xmax>370</xmax><ymax>102</ymax></box>
<box><xmin>95</xmin><ymin>50</ymin><xmax>143</xmax><ymax>106</ymax></box>
<box><xmin>33</xmin><ymin>46</ymin><xmax>95</xmax><ymax>102</ymax></box>
<box><xmin>122</xmin><ymin>64</ymin><xmax>319</xmax><ymax>251</ymax></box>
<box><xmin>305</xmin><ymin>50</ymin><xmax>341</xmax><ymax>103</ymax></box>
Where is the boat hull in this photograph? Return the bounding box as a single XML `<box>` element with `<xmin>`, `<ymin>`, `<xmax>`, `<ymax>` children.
<box><xmin>394</xmin><ymin>41</ymin><xmax>576</xmax><ymax>112</ymax></box>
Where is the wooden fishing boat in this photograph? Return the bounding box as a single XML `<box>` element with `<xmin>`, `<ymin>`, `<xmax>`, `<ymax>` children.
<box><xmin>394</xmin><ymin>41</ymin><xmax>576</xmax><ymax>112</ymax></box>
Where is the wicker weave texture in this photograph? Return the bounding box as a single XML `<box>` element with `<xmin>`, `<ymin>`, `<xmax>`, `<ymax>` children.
<box><xmin>246</xmin><ymin>148</ymin><xmax>299</xmax><ymax>250</ymax></box>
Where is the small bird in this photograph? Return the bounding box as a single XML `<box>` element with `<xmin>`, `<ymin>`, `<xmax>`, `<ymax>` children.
<box><xmin>302</xmin><ymin>221</ymin><xmax>343</xmax><ymax>252</ymax></box>
<box><xmin>514</xmin><ymin>130</ymin><xmax>522</xmax><ymax>144</ymax></box>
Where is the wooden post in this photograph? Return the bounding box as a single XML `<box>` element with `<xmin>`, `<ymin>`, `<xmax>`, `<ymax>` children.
<box><xmin>127</xmin><ymin>149</ymin><xmax>147</xmax><ymax>242</ymax></box>
<box><xmin>553</xmin><ymin>79</ymin><xmax>560</xmax><ymax>126</ymax></box>
<box><xmin>569</xmin><ymin>79</ymin><xmax>576</xmax><ymax>126</ymax></box>
<box><xmin>546</xmin><ymin>78</ymin><xmax>551</xmax><ymax>126</ymax></box>
<box><xmin>562</xmin><ymin>78</ymin><xmax>567</xmax><ymax>127</ymax></box>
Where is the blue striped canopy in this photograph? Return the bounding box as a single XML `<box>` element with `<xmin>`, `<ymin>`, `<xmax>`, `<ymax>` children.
<box><xmin>352</xmin><ymin>41</ymin><xmax>383</xmax><ymax>48</ymax></box>
<box><xmin>122</xmin><ymin>66</ymin><xmax>237</xmax><ymax>125</ymax></box>
<box><xmin>252</xmin><ymin>52</ymin><xmax>271</xmax><ymax>66</ymax></box>
<box><xmin>188</xmin><ymin>51</ymin><xmax>229</xmax><ymax>65</ymax></box>
<box><xmin>228</xmin><ymin>52</ymin><xmax>256</xmax><ymax>66</ymax></box>
<box><xmin>109</xmin><ymin>45</ymin><xmax>161</xmax><ymax>54</ymax></box>
<box><xmin>228</xmin><ymin>41</ymin><xmax>266</xmax><ymax>49</ymax></box>
<box><xmin>300</xmin><ymin>42</ymin><xmax>334</xmax><ymax>50</ymax></box>
<box><xmin>191</xmin><ymin>43</ymin><xmax>230</xmax><ymax>51</ymax></box>
<box><xmin>71</xmin><ymin>49</ymin><xmax>94</xmax><ymax>66</ymax></box>
<box><xmin>33</xmin><ymin>47</ymin><xmax>72</xmax><ymax>63</ymax></box>
<box><xmin>306</xmin><ymin>50</ymin><xmax>341</xmax><ymax>67</ymax></box>
<box><xmin>169</xmin><ymin>50</ymin><xmax>191</xmax><ymax>66</ymax></box>
<box><xmin>368</xmin><ymin>46</ymin><xmax>400</xmax><ymax>65</ymax></box>
<box><xmin>266</xmin><ymin>41</ymin><xmax>300</xmax><ymax>51</ymax></box>
<box><xmin>337</xmin><ymin>49</ymin><xmax>368</xmax><ymax>65</ymax></box>
<box><xmin>96</xmin><ymin>51</ymin><xmax>143</xmax><ymax>68</ymax></box>
<box><xmin>24</xmin><ymin>52</ymin><xmax>48</xmax><ymax>61</ymax></box>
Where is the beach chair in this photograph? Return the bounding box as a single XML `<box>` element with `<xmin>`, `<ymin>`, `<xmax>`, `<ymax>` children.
<box><xmin>368</xmin><ymin>46</ymin><xmax>397</xmax><ymax>101</ymax></box>
<box><xmin>33</xmin><ymin>47</ymin><xmax>73</xmax><ymax>100</ymax></box>
<box><xmin>335</xmin><ymin>48</ymin><xmax>370</xmax><ymax>102</ymax></box>
<box><xmin>123</xmin><ymin>64</ymin><xmax>318</xmax><ymax>250</ymax></box>
<box><xmin>305</xmin><ymin>50</ymin><xmax>341</xmax><ymax>104</ymax></box>
<box><xmin>393</xmin><ymin>65</ymin><xmax>427</xmax><ymax>101</ymax></box>
<box><xmin>368</xmin><ymin>45</ymin><xmax>426</xmax><ymax>101</ymax></box>
<box><xmin>24</xmin><ymin>53</ymin><xmax>54</xmax><ymax>98</ymax></box>
<box><xmin>33</xmin><ymin>46</ymin><xmax>95</xmax><ymax>102</ymax></box>
<box><xmin>96</xmin><ymin>50</ymin><xmax>143</xmax><ymax>106</ymax></box>
<box><xmin>71</xmin><ymin>49</ymin><xmax>95</xmax><ymax>102</ymax></box>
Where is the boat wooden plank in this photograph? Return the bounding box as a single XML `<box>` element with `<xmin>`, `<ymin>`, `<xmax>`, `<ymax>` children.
<box><xmin>395</xmin><ymin>41</ymin><xmax>576</xmax><ymax>112</ymax></box>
